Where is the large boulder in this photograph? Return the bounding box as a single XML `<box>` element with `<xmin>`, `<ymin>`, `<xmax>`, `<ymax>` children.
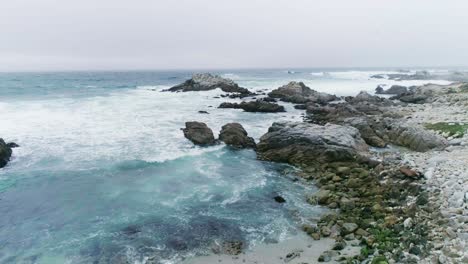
<box><xmin>182</xmin><ymin>122</ymin><xmax>216</xmax><ymax>145</ymax></box>
<box><xmin>384</xmin><ymin>121</ymin><xmax>448</xmax><ymax>152</ymax></box>
<box><xmin>268</xmin><ymin>81</ymin><xmax>337</xmax><ymax>104</ymax></box>
<box><xmin>0</xmin><ymin>139</ymin><xmax>13</xmax><ymax>168</ymax></box>
<box><xmin>219</xmin><ymin>99</ymin><xmax>285</xmax><ymax>113</ymax></box>
<box><xmin>168</xmin><ymin>73</ymin><xmax>251</xmax><ymax>94</ymax></box>
<box><xmin>256</xmin><ymin>122</ymin><xmax>369</xmax><ymax>166</ymax></box>
<box><xmin>219</xmin><ymin>123</ymin><xmax>256</xmax><ymax>149</ymax></box>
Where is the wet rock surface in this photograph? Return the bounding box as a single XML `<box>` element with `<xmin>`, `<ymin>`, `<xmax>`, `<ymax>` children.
<box><xmin>0</xmin><ymin>138</ymin><xmax>13</xmax><ymax>168</ymax></box>
<box><xmin>256</xmin><ymin>122</ymin><xmax>369</xmax><ymax>165</ymax></box>
<box><xmin>182</xmin><ymin>121</ymin><xmax>216</xmax><ymax>145</ymax></box>
<box><xmin>218</xmin><ymin>99</ymin><xmax>285</xmax><ymax>113</ymax></box>
<box><xmin>218</xmin><ymin>123</ymin><xmax>256</xmax><ymax>149</ymax></box>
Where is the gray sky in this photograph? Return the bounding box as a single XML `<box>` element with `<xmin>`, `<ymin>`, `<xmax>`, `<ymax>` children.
<box><xmin>1</xmin><ymin>0</ymin><xmax>468</xmax><ymax>71</ymax></box>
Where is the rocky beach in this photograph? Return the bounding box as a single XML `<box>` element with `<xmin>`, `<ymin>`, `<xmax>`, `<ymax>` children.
<box><xmin>166</xmin><ymin>73</ymin><xmax>468</xmax><ymax>264</ymax></box>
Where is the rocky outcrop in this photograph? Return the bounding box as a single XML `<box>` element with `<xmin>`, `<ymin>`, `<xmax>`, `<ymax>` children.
<box><xmin>390</xmin><ymin>83</ymin><xmax>457</xmax><ymax>104</ymax></box>
<box><xmin>219</xmin><ymin>123</ymin><xmax>256</xmax><ymax>149</ymax></box>
<box><xmin>182</xmin><ymin>122</ymin><xmax>216</xmax><ymax>145</ymax></box>
<box><xmin>218</xmin><ymin>99</ymin><xmax>285</xmax><ymax>113</ymax></box>
<box><xmin>375</xmin><ymin>85</ymin><xmax>408</xmax><ymax>95</ymax></box>
<box><xmin>0</xmin><ymin>139</ymin><xmax>13</xmax><ymax>168</ymax></box>
<box><xmin>268</xmin><ymin>81</ymin><xmax>337</xmax><ymax>104</ymax></box>
<box><xmin>345</xmin><ymin>91</ymin><xmax>393</xmax><ymax>106</ymax></box>
<box><xmin>385</xmin><ymin>121</ymin><xmax>448</xmax><ymax>152</ymax></box>
<box><xmin>256</xmin><ymin>122</ymin><xmax>369</xmax><ymax>166</ymax></box>
<box><xmin>167</xmin><ymin>73</ymin><xmax>252</xmax><ymax>94</ymax></box>
<box><xmin>305</xmin><ymin>91</ymin><xmax>447</xmax><ymax>151</ymax></box>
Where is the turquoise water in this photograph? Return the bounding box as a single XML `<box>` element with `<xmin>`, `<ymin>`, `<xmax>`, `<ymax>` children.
<box><xmin>0</xmin><ymin>70</ymin><xmax>450</xmax><ymax>263</ymax></box>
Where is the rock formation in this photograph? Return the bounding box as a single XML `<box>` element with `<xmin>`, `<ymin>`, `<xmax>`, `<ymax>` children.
<box><xmin>182</xmin><ymin>122</ymin><xmax>216</xmax><ymax>145</ymax></box>
<box><xmin>219</xmin><ymin>123</ymin><xmax>256</xmax><ymax>149</ymax></box>
<box><xmin>268</xmin><ymin>81</ymin><xmax>337</xmax><ymax>104</ymax></box>
<box><xmin>167</xmin><ymin>73</ymin><xmax>252</xmax><ymax>95</ymax></box>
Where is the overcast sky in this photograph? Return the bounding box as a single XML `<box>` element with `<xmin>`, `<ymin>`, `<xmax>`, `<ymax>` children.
<box><xmin>1</xmin><ymin>0</ymin><xmax>467</xmax><ymax>71</ymax></box>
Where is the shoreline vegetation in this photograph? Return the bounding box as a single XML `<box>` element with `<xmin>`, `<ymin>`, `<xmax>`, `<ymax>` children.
<box><xmin>2</xmin><ymin>72</ymin><xmax>467</xmax><ymax>263</ymax></box>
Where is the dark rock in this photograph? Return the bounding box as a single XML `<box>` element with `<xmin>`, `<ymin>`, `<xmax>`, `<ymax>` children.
<box><xmin>416</xmin><ymin>193</ymin><xmax>429</xmax><ymax>206</ymax></box>
<box><xmin>219</xmin><ymin>99</ymin><xmax>285</xmax><ymax>113</ymax></box>
<box><xmin>256</xmin><ymin>122</ymin><xmax>369</xmax><ymax>166</ymax></box>
<box><xmin>182</xmin><ymin>122</ymin><xmax>216</xmax><ymax>145</ymax></box>
<box><xmin>273</xmin><ymin>195</ymin><xmax>286</xmax><ymax>203</ymax></box>
<box><xmin>332</xmin><ymin>241</ymin><xmax>346</xmax><ymax>250</ymax></box>
<box><xmin>375</xmin><ymin>86</ymin><xmax>385</xmax><ymax>94</ymax></box>
<box><xmin>391</xmin><ymin>92</ymin><xmax>428</xmax><ymax>104</ymax></box>
<box><xmin>6</xmin><ymin>142</ymin><xmax>19</xmax><ymax>148</ymax></box>
<box><xmin>167</xmin><ymin>73</ymin><xmax>252</xmax><ymax>94</ymax></box>
<box><xmin>268</xmin><ymin>81</ymin><xmax>337</xmax><ymax>104</ymax></box>
<box><xmin>376</xmin><ymin>85</ymin><xmax>408</xmax><ymax>95</ymax></box>
<box><xmin>198</xmin><ymin>110</ymin><xmax>209</xmax><ymax>114</ymax></box>
<box><xmin>261</xmin><ymin>97</ymin><xmax>277</xmax><ymax>102</ymax></box>
<box><xmin>284</xmin><ymin>251</ymin><xmax>301</xmax><ymax>262</ymax></box>
<box><xmin>0</xmin><ymin>139</ymin><xmax>13</xmax><ymax>168</ymax></box>
<box><xmin>294</xmin><ymin>104</ymin><xmax>307</xmax><ymax>110</ymax></box>
<box><xmin>218</xmin><ymin>123</ymin><xmax>256</xmax><ymax>149</ymax></box>
<box><xmin>409</xmin><ymin>246</ymin><xmax>422</xmax><ymax>256</ymax></box>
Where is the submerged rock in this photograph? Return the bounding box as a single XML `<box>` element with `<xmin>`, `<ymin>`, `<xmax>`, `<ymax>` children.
<box><xmin>0</xmin><ymin>139</ymin><xmax>13</xmax><ymax>168</ymax></box>
<box><xmin>182</xmin><ymin>122</ymin><xmax>216</xmax><ymax>145</ymax></box>
<box><xmin>256</xmin><ymin>122</ymin><xmax>369</xmax><ymax>166</ymax></box>
<box><xmin>167</xmin><ymin>73</ymin><xmax>252</xmax><ymax>94</ymax></box>
<box><xmin>218</xmin><ymin>123</ymin><xmax>256</xmax><ymax>149</ymax></box>
<box><xmin>218</xmin><ymin>99</ymin><xmax>285</xmax><ymax>113</ymax></box>
<box><xmin>268</xmin><ymin>81</ymin><xmax>337</xmax><ymax>104</ymax></box>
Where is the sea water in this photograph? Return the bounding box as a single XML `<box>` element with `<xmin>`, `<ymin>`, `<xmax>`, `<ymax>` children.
<box><xmin>0</xmin><ymin>69</ymin><xmax>451</xmax><ymax>263</ymax></box>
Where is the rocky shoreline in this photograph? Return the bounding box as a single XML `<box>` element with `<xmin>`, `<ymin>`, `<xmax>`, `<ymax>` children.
<box><xmin>175</xmin><ymin>74</ymin><xmax>468</xmax><ymax>264</ymax></box>
<box><xmin>3</xmin><ymin>73</ymin><xmax>467</xmax><ymax>263</ymax></box>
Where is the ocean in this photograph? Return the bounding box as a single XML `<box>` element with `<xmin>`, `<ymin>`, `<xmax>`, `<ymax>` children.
<box><xmin>0</xmin><ymin>69</ymin><xmax>451</xmax><ymax>263</ymax></box>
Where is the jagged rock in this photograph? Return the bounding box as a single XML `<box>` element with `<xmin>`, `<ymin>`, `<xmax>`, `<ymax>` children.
<box><xmin>167</xmin><ymin>73</ymin><xmax>252</xmax><ymax>94</ymax></box>
<box><xmin>0</xmin><ymin>139</ymin><xmax>13</xmax><ymax>168</ymax></box>
<box><xmin>256</xmin><ymin>122</ymin><xmax>369</xmax><ymax>166</ymax></box>
<box><xmin>268</xmin><ymin>81</ymin><xmax>337</xmax><ymax>104</ymax></box>
<box><xmin>218</xmin><ymin>123</ymin><xmax>256</xmax><ymax>149</ymax></box>
<box><xmin>182</xmin><ymin>122</ymin><xmax>216</xmax><ymax>145</ymax></box>
<box><xmin>306</xmin><ymin>96</ymin><xmax>447</xmax><ymax>151</ymax></box>
<box><xmin>6</xmin><ymin>142</ymin><xmax>19</xmax><ymax>148</ymax></box>
<box><xmin>375</xmin><ymin>85</ymin><xmax>408</xmax><ymax>95</ymax></box>
<box><xmin>218</xmin><ymin>99</ymin><xmax>285</xmax><ymax>113</ymax></box>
